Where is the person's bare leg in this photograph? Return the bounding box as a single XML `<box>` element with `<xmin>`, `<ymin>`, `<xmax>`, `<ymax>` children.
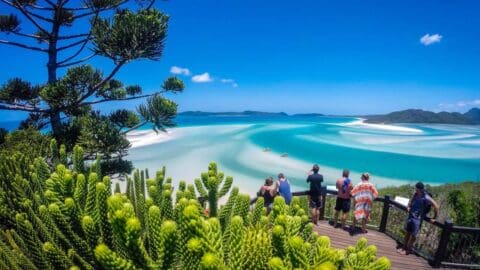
<box><xmin>341</xmin><ymin>212</ymin><xmax>347</xmax><ymax>229</ymax></box>
<box><xmin>403</xmin><ymin>232</ymin><xmax>410</xmax><ymax>250</ymax></box>
<box><xmin>312</xmin><ymin>208</ymin><xmax>317</xmax><ymax>225</ymax></box>
<box><xmin>351</xmin><ymin>216</ymin><xmax>357</xmax><ymax>235</ymax></box>
<box><xmin>361</xmin><ymin>218</ymin><xmax>367</xmax><ymax>233</ymax></box>
<box><xmin>406</xmin><ymin>235</ymin><xmax>416</xmax><ymax>254</ymax></box>
<box><xmin>333</xmin><ymin>210</ymin><xmax>339</xmax><ymax>226</ymax></box>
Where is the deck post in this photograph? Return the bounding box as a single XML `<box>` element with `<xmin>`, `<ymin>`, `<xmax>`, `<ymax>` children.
<box><xmin>432</xmin><ymin>220</ymin><xmax>454</xmax><ymax>268</ymax></box>
<box><xmin>379</xmin><ymin>195</ymin><xmax>391</xmax><ymax>233</ymax></box>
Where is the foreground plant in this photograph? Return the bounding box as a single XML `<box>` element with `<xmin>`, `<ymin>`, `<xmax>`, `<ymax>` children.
<box><xmin>0</xmin><ymin>146</ymin><xmax>390</xmax><ymax>269</ymax></box>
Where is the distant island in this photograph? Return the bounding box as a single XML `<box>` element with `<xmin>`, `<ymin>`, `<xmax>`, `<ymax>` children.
<box><xmin>179</xmin><ymin>111</ymin><xmax>327</xmax><ymax>117</ymax></box>
<box><xmin>179</xmin><ymin>111</ymin><xmax>289</xmax><ymax>117</ymax></box>
<box><xmin>291</xmin><ymin>113</ymin><xmax>325</xmax><ymax>117</ymax></box>
<box><xmin>178</xmin><ymin>108</ymin><xmax>480</xmax><ymax>125</ymax></box>
<box><xmin>365</xmin><ymin>108</ymin><xmax>480</xmax><ymax>125</ymax></box>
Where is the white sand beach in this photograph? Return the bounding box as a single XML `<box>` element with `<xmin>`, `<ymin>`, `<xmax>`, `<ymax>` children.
<box><xmin>342</xmin><ymin>118</ymin><xmax>423</xmax><ymax>133</ymax></box>
<box><xmin>127</xmin><ymin>129</ymin><xmax>177</xmax><ymax>148</ymax></box>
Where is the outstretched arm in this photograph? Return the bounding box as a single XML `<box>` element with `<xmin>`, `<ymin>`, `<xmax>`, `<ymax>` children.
<box><xmin>429</xmin><ymin>198</ymin><xmax>440</xmax><ymax>222</ymax></box>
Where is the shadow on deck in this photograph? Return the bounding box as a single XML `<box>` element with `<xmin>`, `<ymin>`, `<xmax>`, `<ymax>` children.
<box><xmin>313</xmin><ymin>221</ymin><xmax>434</xmax><ymax>270</ymax></box>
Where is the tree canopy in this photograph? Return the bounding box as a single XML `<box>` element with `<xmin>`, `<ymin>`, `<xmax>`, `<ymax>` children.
<box><xmin>0</xmin><ymin>0</ymin><xmax>185</xmax><ymax>175</ymax></box>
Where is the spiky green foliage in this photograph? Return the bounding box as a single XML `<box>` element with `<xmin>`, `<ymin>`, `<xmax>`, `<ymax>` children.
<box><xmin>15</xmin><ymin>214</ymin><xmax>50</xmax><ymax>269</ymax></box>
<box><xmin>161</xmin><ymin>188</ymin><xmax>174</xmax><ymax>221</ymax></box>
<box><xmin>72</xmin><ymin>145</ymin><xmax>85</xmax><ymax>173</ymax></box>
<box><xmin>59</xmin><ymin>145</ymin><xmax>68</xmax><ymax>166</ymax></box>
<box><xmin>251</xmin><ymin>197</ymin><xmax>266</xmax><ymax>226</ymax></box>
<box><xmin>50</xmin><ymin>139</ymin><xmax>59</xmax><ymax>166</ymax></box>
<box><xmin>84</xmin><ymin>173</ymin><xmax>98</xmax><ymax>217</ymax></box>
<box><xmin>194</xmin><ymin>162</ymin><xmax>233</xmax><ymax>217</ymax></box>
<box><xmin>225</xmin><ymin>216</ymin><xmax>244</xmax><ymax>268</ymax></box>
<box><xmin>133</xmin><ymin>170</ymin><xmax>146</xmax><ymax>226</ymax></box>
<box><xmin>232</xmin><ymin>193</ymin><xmax>251</xmax><ymax>226</ymax></box>
<box><xmin>114</xmin><ymin>182</ymin><xmax>121</xmax><ymax>194</ymax></box>
<box><xmin>219</xmin><ymin>186</ymin><xmax>238</xmax><ymax>231</ymax></box>
<box><xmin>0</xmin><ymin>156</ymin><xmax>391</xmax><ymax>269</ymax></box>
<box><xmin>43</xmin><ymin>241</ymin><xmax>73</xmax><ymax>269</ymax></box>
<box><xmin>342</xmin><ymin>237</ymin><xmax>391</xmax><ymax>270</ymax></box>
<box><xmin>82</xmin><ymin>215</ymin><xmax>98</xmax><ymax>250</ymax></box>
<box><xmin>96</xmin><ymin>182</ymin><xmax>113</xmax><ymax>246</ymax></box>
<box><xmin>73</xmin><ymin>174</ymin><xmax>87</xmax><ymax>211</ymax></box>
<box><xmin>0</xmin><ymin>237</ymin><xmax>23</xmax><ymax>270</ymax></box>
<box><xmin>95</xmin><ymin>244</ymin><xmax>136</xmax><ymax>270</ymax></box>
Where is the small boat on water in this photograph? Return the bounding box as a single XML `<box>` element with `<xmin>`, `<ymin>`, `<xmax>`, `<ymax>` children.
<box><xmin>263</xmin><ymin>147</ymin><xmax>271</xmax><ymax>152</ymax></box>
<box><xmin>280</xmin><ymin>153</ymin><xmax>288</xmax><ymax>157</ymax></box>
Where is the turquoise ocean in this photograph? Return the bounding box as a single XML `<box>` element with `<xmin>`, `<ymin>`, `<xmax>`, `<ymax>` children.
<box><xmin>127</xmin><ymin>115</ymin><xmax>480</xmax><ymax>196</ymax></box>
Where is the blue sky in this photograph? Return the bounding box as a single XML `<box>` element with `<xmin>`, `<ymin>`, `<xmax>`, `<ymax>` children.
<box><xmin>1</xmin><ymin>0</ymin><xmax>479</xmax><ymax>120</ymax></box>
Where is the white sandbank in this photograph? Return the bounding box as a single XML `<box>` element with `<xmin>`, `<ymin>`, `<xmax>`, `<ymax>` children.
<box><xmin>342</xmin><ymin>118</ymin><xmax>423</xmax><ymax>133</ymax></box>
<box><xmin>126</xmin><ymin>129</ymin><xmax>176</xmax><ymax>149</ymax></box>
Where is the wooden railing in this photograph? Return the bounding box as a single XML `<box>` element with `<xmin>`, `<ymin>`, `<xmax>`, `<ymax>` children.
<box><xmin>252</xmin><ymin>187</ymin><xmax>480</xmax><ymax>269</ymax></box>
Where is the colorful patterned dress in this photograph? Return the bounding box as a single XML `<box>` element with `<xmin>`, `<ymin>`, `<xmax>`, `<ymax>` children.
<box><xmin>351</xmin><ymin>180</ymin><xmax>379</xmax><ymax>220</ymax></box>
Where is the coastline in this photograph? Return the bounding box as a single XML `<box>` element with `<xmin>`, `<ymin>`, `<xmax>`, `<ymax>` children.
<box><xmin>127</xmin><ymin>129</ymin><xmax>176</xmax><ymax>148</ymax></box>
<box><xmin>125</xmin><ymin>125</ymin><xmax>445</xmax><ymax>197</ymax></box>
<box><xmin>342</xmin><ymin>118</ymin><xmax>423</xmax><ymax>133</ymax></box>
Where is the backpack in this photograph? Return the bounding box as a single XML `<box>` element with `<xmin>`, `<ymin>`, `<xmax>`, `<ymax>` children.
<box><xmin>411</xmin><ymin>190</ymin><xmax>433</xmax><ymax>218</ymax></box>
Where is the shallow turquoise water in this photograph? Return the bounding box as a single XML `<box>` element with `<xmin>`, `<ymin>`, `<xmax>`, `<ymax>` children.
<box><xmin>128</xmin><ymin>116</ymin><xmax>480</xmax><ymax>194</ymax></box>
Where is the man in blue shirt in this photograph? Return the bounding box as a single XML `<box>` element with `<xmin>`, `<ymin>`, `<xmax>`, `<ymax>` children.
<box><xmin>307</xmin><ymin>164</ymin><xmax>323</xmax><ymax>225</ymax></box>
<box><xmin>398</xmin><ymin>182</ymin><xmax>439</xmax><ymax>255</ymax></box>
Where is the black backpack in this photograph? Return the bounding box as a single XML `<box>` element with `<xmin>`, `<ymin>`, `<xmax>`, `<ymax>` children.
<box><xmin>411</xmin><ymin>191</ymin><xmax>433</xmax><ymax>219</ymax></box>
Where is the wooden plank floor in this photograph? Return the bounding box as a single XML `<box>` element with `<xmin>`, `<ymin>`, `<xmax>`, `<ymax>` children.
<box><xmin>313</xmin><ymin>221</ymin><xmax>434</xmax><ymax>270</ymax></box>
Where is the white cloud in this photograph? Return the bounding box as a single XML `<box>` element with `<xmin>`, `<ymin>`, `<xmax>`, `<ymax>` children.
<box><xmin>192</xmin><ymin>72</ymin><xmax>213</xmax><ymax>83</ymax></box>
<box><xmin>220</xmin><ymin>78</ymin><xmax>238</xmax><ymax>87</ymax></box>
<box><xmin>170</xmin><ymin>66</ymin><xmax>191</xmax><ymax>76</ymax></box>
<box><xmin>438</xmin><ymin>99</ymin><xmax>480</xmax><ymax>110</ymax></box>
<box><xmin>420</xmin><ymin>34</ymin><xmax>442</xmax><ymax>46</ymax></box>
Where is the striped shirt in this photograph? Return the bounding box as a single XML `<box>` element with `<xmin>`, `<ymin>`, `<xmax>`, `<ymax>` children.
<box><xmin>351</xmin><ymin>180</ymin><xmax>379</xmax><ymax>219</ymax></box>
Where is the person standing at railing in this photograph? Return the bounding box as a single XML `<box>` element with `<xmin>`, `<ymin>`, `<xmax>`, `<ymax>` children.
<box><xmin>332</xmin><ymin>169</ymin><xmax>353</xmax><ymax>230</ymax></box>
<box><xmin>307</xmin><ymin>164</ymin><xmax>323</xmax><ymax>225</ymax></box>
<box><xmin>350</xmin><ymin>172</ymin><xmax>378</xmax><ymax>235</ymax></box>
<box><xmin>276</xmin><ymin>173</ymin><xmax>292</xmax><ymax>204</ymax></box>
<box><xmin>257</xmin><ymin>177</ymin><xmax>277</xmax><ymax>214</ymax></box>
<box><xmin>397</xmin><ymin>182</ymin><xmax>439</xmax><ymax>256</ymax></box>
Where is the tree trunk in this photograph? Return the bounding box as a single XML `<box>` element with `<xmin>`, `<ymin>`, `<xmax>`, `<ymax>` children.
<box><xmin>48</xmin><ymin>4</ymin><xmax>61</xmax><ymax>137</ymax></box>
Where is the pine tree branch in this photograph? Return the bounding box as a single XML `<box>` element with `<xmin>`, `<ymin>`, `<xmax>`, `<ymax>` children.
<box><xmin>121</xmin><ymin>121</ymin><xmax>148</xmax><ymax>135</ymax></box>
<box><xmin>57</xmin><ymin>38</ymin><xmax>89</xmax><ymax>51</ymax></box>
<box><xmin>146</xmin><ymin>0</ymin><xmax>156</xmax><ymax>9</ymax></box>
<box><xmin>56</xmin><ymin>38</ymin><xmax>90</xmax><ymax>64</ymax></box>
<box><xmin>57</xmin><ymin>33</ymin><xmax>89</xmax><ymax>40</ymax></box>
<box><xmin>0</xmin><ymin>39</ymin><xmax>48</xmax><ymax>52</ymax></box>
<box><xmin>43</xmin><ymin>0</ymin><xmax>56</xmax><ymax>7</ymax></box>
<box><xmin>25</xmin><ymin>9</ymin><xmax>54</xmax><ymax>22</ymax></box>
<box><xmin>0</xmin><ymin>102</ymin><xmax>48</xmax><ymax>112</ymax></box>
<box><xmin>57</xmin><ymin>53</ymin><xmax>96</xmax><ymax>67</ymax></box>
<box><xmin>1</xmin><ymin>0</ymin><xmax>51</xmax><ymax>35</ymax></box>
<box><xmin>61</xmin><ymin>5</ymin><xmax>90</xmax><ymax>11</ymax></box>
<box><xmin>73</xmin><ymin>60</ymin><xmax>127</xmax><ymax>106</ymax></box>
<box><xmin>25</xmin><ymin>3</ymin><xmax>54</xmax><ymax>10</ymax></box>
<box><xmin>93</xmin><ymin>60</ymin><xmax>127</xmax><ymax>90</ymax></box>
<box><xmin>83</xmin><ymin>92</ymin><xmax>165</xmax><ymax>106</ymax></box>
<box><xmin>72</xmin><ymin>0</ymin><xmax>128</xmax><ymax>20</ymax></box>
<box><xmin>10</xmin><ymin>31</ymin><xmax>45</xmax><ymax>41</ymax></box>
<box><xmin>57</xmin><ymin>12</ymin><xmax>99</xmax><ymax>65</ymax></box>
